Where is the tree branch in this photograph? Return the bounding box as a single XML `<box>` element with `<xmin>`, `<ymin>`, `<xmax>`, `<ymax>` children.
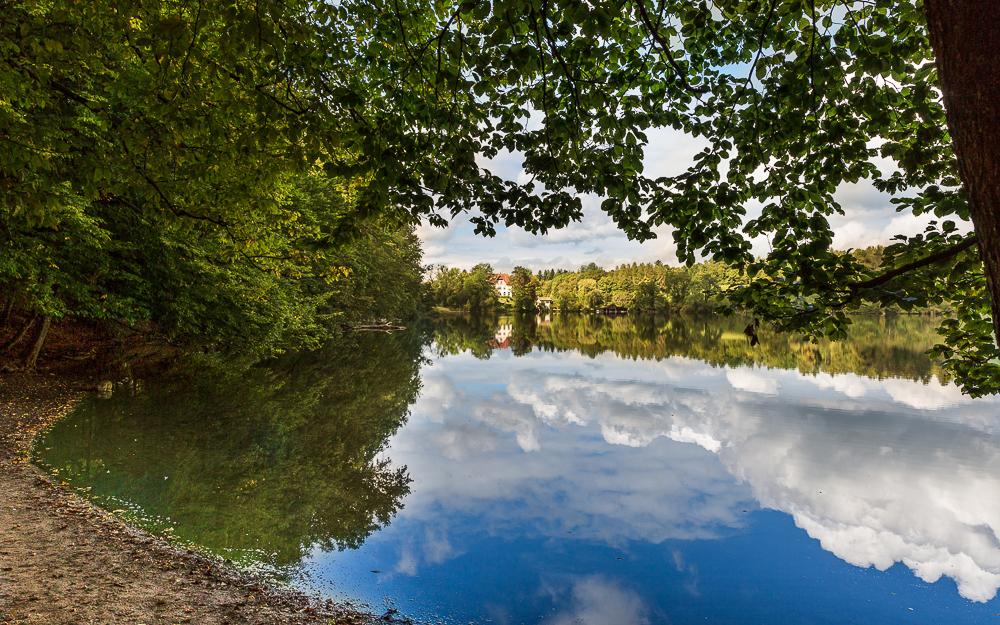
<box><xmin>763</xmin><ymin>234</ymin><xmax>979</xmax><ymax>323</ymax></box>
<box><xmin>632</xmin><ymin>0</ymin><xmax>709</xmax><ymax>95</ymax></box>
<box><xmin>848</xmin><ymin>233</ymin><xmax>978</xmax><ymax>293</ymax></box>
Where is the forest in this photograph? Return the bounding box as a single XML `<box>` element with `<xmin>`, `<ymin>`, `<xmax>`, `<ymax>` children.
<box><xmin>2</xmin><ymin>1</ymin><xmax>429</xmax><ymax>369</ymax></box>
<box><xmin>2</xmin><ymin>0</ymin><xmax>997</xmax><ymax>392</ymax></box>
<box><xmin>426</xmin><ymin>260</ymin><xmax>736</xmax><ymax>313</ymax></box>
<box><xmin>0</xmin><ymin>168</ymin><xmax>425</xmax><ymax>366</ymax></box>
<box><xmin>424</xmin><ymin>246</ymin><xmax>949</xmax><ymax>316</ymax></box>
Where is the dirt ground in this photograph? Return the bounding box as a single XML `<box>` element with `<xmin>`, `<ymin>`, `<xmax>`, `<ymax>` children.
<box><xmin>0</xmin><ymin>372</ymin><xmax>380</xmax><ymax>625</ymax></box>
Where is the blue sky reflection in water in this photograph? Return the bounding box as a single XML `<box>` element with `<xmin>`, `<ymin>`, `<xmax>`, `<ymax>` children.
<box><xmin>36</xmin><ymin>316</ymin><xmax>1000</xmax><ymax>624</ymax></box>
<box><xmin>301</xmin><ymin>327</ymin><xmax>1000</xmax><ymax>624</ymax></box>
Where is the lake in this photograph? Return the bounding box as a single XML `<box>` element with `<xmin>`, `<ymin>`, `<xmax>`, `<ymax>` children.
<box><xmin>35</xmin><ymin>313</ymin><xmax>1000</xmax><ymax>624</ymax></box>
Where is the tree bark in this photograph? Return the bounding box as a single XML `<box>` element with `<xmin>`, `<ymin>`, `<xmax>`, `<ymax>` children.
<box><xmin>1</xmin><ymin>299</ymin><xmax>12</xmax><ymax>329</ymax></box>
<box><xmin>23</xmin><ymin>315</ymin><xmax>50</xmax><ymax>369</ymax></box>
<box><xmin>924</xmin><ymin>1</ymin><xmax>1000</xmax><ymax>347</ymax></box>
<box><xmin>1</xmin><ymin>316</ymin><xmax>36</xmax><ymax>352</ymax></box>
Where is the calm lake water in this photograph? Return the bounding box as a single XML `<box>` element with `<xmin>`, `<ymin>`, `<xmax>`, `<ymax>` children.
<box><xmin>35</xmin><ymin>314</ymin><xmax>1000</xmax><ymax>624</ymax></box>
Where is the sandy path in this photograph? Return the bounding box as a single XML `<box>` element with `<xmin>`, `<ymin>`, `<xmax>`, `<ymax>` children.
<box><xmin>0</xmin><ymin>374</ymin><xmax>364</xmax><ymax>625</ymax></box>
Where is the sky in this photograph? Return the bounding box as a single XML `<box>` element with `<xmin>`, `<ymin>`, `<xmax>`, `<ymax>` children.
<box><xmin>416</xmin><ymin>126</ymin><xmax>955</xmax><ymax>273</ymax></box>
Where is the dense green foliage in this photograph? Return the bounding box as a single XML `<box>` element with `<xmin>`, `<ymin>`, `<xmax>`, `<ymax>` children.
<box><xmin>509</xmin><ymin>266</ymin><xmax>537</xmax><ymax>312</ymax></box>
<box><xmin>0</xmin><ymin>166</ymin><xmax>424</xmax><ymax>357</ymax></box>
<box><xmin>2</xmin><ymin>0</ymin><xmax>996</xmax><ymax>392</ymax></box>
<box><xmin>1</xmin><ymin>0</ymin><xmax>425</xmax><ymax>360</ymax></box>
<box><xmin>424</xmin><ymin>263</ymin><xmax>499</xmax><ymax>311</ymax></box>
<box><xmin>35</xmin><ymin>330</ymin><xmax>423</xmax><ymax>568</ymax></box>
<box><xmin>426</xmin><ymin>250</ymin><xmax>945</xmax><ymax>317</ymax></box>
<box><xmin>426</xmin><ymin>259</ymin><xmax>752</xmax><ymax>312</ymax></box>
<box><xmin>538</xmin><ymin>260</ymin><xmax>740</xmax><ymax>312</ymax></box>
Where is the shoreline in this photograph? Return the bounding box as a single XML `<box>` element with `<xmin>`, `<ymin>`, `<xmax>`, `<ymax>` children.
<box><xmin>0</xmin><ymin>372</ymin><xmax>371</xmax><ymax>625</ymax></box>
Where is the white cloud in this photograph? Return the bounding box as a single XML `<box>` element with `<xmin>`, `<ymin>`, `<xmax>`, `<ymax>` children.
<box><xmin>418</xmin><ymin>205</ymin><xmax>679</xmax><ymax>272</ymax></box>
<box><xmin>801</xmin><ymin>371</ymin><xmax>878</xmax><ymax>398</ymax></box>
<box><xmin>881</xmin><ymin>377</ymin><xmax>974</xmax><ymax>410</ymax></box>
<box><xmin>385</xmin><ymin>351</ymin><xmax>1000</xmax><ymax>599</ymax></box>
<box><xmin>550</xmin><ymin>576</ymin><xmax>650</xmax><ymax>625</ymax></box>
<box><xmin>726</xmin><ymin>367</ymin><xmax>781</xmax><ymax>395</ymax></box>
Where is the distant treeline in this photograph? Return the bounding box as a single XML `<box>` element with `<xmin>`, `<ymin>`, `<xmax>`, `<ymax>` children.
<box><xmin>425</xmin><ymin>260</ymin><xmax>741</xmax><ymax>313</ymax></box>
<box><xmin>425</xmin><ymin>247</ymin><xmax>952</xmax><ymax>316</ymax></box>
<box><xmin>536</xmin><ymin>260</ymin><xmax>738</xmax><ymax>313</ymax></box>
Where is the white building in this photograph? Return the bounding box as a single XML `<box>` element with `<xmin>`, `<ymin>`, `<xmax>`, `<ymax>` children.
<box><xmin>488</xmin><ymin>273</ymin><xmax>513</xmax><ymax>297</ymax></box>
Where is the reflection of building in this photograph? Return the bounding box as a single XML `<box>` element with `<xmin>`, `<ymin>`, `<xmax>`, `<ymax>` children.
<box><xmin>486</xmin><ymin>323</ymin><xmax>513</xmax><ymax>349</ymax></box>
<box><xmin>493</xmin><ymin>323</ymin><xmax>514</xmax><ymax>343</ymax></box>
<box><xmin>494</xmin><ymin>323</ymin><xmax>512</xmax><ymax>342</ymax></box>
<box><xmin>488</xmin><ymin>273</ymin><xmax>512</xmax><ymax>297</ymax></box>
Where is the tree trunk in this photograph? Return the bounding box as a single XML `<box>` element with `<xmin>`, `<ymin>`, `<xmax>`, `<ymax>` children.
<box><xmin>1</xmin><ymin>316</ymin><xmax>36</xmax><ymax>352</ymax></box>
<box><xmin>23</xmin><ymin>315</ymin><xmax>50</xmax><ymax>369</ymax></box>
<box><xmin>1</xmin><ymin>299</ymin><xmax>12</xmax><ymax>329</ymax></box>
<box><xmin>924</xmin><ymin>1</ymin><xmax>1000</xmax><ymax>347</ymax></box>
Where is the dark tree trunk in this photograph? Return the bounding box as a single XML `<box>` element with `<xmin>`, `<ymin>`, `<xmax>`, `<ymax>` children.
<box><xmin>1</xmin><ymin>299</ymin><xmax>12</xmax><ymax>329</ymax></box>
<box><xmin>1</xmin><ymin>316</ymin><xmax>36</xmax><ymax>352</ymax></box>
<box><xmin>924</xmin><ymin>1</ymin><xmax>1000</xmax><ymax>347</ymax></box>
<box><xmin>23</xmin><ymin>315</ymin><xmax>51</xmax><ymax>369</ymax></box>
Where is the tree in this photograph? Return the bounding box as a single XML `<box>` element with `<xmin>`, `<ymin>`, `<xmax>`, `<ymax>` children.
<box><xmin>553</xmin><ymin>288</ymin><xmax>580</xmax><ymax>311</ymax></box>
<box><xmin>1</xmin><ymin>1</ymin><xmax>427</xmax><ymax>359</ymax></box>
<box><xmin>6</xmin><ymin>0</ymin><xmax>999</xmax><ymax>393</ymax></box>
<box><xmin>660</xmin><ymin>267</ymin><xmax>692</xmax><ymax>310</ymax></box>
<box><xmin>464</xmin><ymin>263</ymin><xmax>500</xmax><ymax>310</ymax></box>
<box><xmin>576</xmin><ymin>279</ymin><xmax>604</xmax><ymax>309</ymax></box>
<box><xmin>612</xmin><ymin>290</ymin><xmax>634</xmax><ymax>308</ymax></box>
<box><xmin>633</xmin><ymin>279</ymin><xmax>657</xmax><ymax>311</ymax></box>
<box><xmin>303</xmin><ymin>0</ymin><xmax>989</xmax><ymax>393</ymax></box>
<box><xmin>597</xmin><ymin>276</ymin><xmax>619</xmax><ymax>303</ymax></box>
<box><xmin>510</xmin><ymin>266</ymin><xmax>537</xmax><ymax>311</ymax></box>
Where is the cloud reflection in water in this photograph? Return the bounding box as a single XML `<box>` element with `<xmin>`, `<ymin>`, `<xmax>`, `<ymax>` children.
<box><xmin>394</xmin><ymin>351</ymin><xmax>1000</xmax><ymax>602</ymax></box>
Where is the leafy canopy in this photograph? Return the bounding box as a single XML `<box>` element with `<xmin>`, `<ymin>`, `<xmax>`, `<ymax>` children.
<box><xmin>325</xmin><ymin>0</ymin><xmax>991</xmax><ymax>392</ymax></box>
<box><xmin>3</xmin><ymin>0</ymin><xmax>995</xmax><ymax>391</ymax></box>
<box><xmin>1</xmin><ymin>0</ymin><xmax>423</xmax><ymax>354</ymax></box>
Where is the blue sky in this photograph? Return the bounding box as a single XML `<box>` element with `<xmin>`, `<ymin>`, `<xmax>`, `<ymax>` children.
<box><xmin>417</xmin><ymin>125</ymin><xmax>956</xmax><ymax>273</ymax></box>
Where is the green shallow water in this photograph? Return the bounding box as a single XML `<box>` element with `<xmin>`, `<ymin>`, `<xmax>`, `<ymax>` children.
<box><xmin>35</xmin><ymin>330</ymin><xmax>424</xmax><ymax>575</ymax></box>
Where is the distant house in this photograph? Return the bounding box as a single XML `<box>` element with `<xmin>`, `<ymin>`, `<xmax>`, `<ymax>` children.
<box><xmin>597</xmin><ymin>304</ymin><xmax>628</xmax><ymax>314</ymax></box>
<box><xmin>488</xmin><ymin>273</ymin><xmax>513</xmax><ymax>298</ymax></box>
<box><xmin>536</xmin><ymin>297</ymin><xmax>553</xmax><ymax>309</ymax></box>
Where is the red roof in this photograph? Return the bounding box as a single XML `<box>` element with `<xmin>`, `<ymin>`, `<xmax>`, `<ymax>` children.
<box><xmin>487</xmin><ymin>273</ymin><xmax>511</xmax><ymax>285</ymax></box>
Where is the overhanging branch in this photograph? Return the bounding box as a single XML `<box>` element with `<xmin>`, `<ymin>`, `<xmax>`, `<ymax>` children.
<box><xmin>848</xmin><ymin>233</ymin><xmax>978</xmax><ymax>293</ymax></box>
<box><xmin>631</xmin><ymin>0</ymin><xmax>709</xmax><ymax>95</ymax></box>
<box><xmin>756</xmin><ymin>234</ymin><xmax>979</xmax><ymax>323</ymax></box>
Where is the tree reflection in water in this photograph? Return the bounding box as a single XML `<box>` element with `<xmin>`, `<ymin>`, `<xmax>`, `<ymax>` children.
<box><xmin>432</xmin><ymin>312</ymin><xmax>947</xmax><ymax>383</ymax></box>
<box><xmin>36</xmin><ymin>331</ymin><xmax>423</xmax><ymax>570</ymax></box>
